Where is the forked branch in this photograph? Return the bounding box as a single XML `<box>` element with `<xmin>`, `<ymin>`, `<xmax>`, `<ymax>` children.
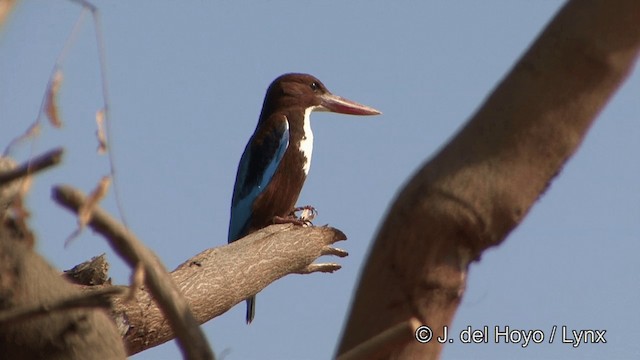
<box><xmin>53</xmin><ymin>184</ymin><xmax>348</xmax><ymax>355</ymax></box>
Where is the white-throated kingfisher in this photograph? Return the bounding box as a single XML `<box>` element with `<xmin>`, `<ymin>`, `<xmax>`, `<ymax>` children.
<box><xmin>228</xmin><ymin>73</ymin><xmax>380</xmax><ymax>324</ymax></box>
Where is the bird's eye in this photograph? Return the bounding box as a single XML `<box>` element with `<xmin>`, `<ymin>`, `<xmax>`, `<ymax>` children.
<box><xmin>310</xmin><ymin>82</ymin><xmax>320</xmax><ymax>91</ymax></box>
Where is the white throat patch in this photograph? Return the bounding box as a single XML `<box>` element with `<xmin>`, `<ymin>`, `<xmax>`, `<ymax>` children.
<box><xmin>299</xmin><ymin>106</ymin><xmax>317</xmax><ymax>175</ymax></box>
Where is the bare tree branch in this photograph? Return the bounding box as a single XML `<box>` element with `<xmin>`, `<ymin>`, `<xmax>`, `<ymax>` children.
<box><xmin>338</xmin><ymin>1</ymin><xmax>640</xmax><ymax>358</ymax></box>
<box><xmin>64</xmin><ymin>253</ymin><xmax>111</xmax><ymax>286</ymax></box>
<box><xmin>0</xmin><ymin>287</ymin><xmax>123</xmax><ymax>325</ymax></box>
<box><xmin>0</xmin><ymin>228</ymin><xmax>127</xmax><ymax>360</ymax></box>
<box><xmin>53</xmin><ymin>184</ymin><xmax>347</xmax><ymax>355</ymax></box>
<box><xmin>113</xmin><ymin>223</ymin><xmax>347</xmax><ymax>354</ymax></box>
<box><xmin>52</xmin><ymin>184</ymin><xmax>215</xmax><ymax>360</ymax></box>
<box><xmin>0</xmin><ymin>147</ymin><xmax>63</xmax><ymax>185</ymax></box>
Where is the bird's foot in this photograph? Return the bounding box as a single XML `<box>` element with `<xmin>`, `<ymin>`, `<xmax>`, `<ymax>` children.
<box><xmin>273</xmin><ymin>215</ymin><xmax>306</xmax><ymax>227</ymax></box>
<box><xmin>292</xmin><ymin>205</ymin><xmax>317</xmax><ymax>214</ymax></box>
<box><xmin>273</xmin><ymin>205</ymin><xmax>317</xmax><ymax>227</ymax></box>
<box><xmin>290</xmin><ymin>205</ymin><xmax>317</xmax><ymax>224</ymax></box>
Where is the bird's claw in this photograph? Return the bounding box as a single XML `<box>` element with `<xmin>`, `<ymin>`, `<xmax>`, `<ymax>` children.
<box><xmin>291</xmin><ymin>205</ymin><xmax>317</xmax><ymax>225</ymax></box>
<box><xmin>274</xmin><ymin>205</ymin><xmax>318</xmax><ymax>227</ymax></box>
<box><xmin>292</xmin><ymin>205</ymin><xmax>317</xmax><ymax>215</ymax></box>
<box><xmin>273</xmin><ymin>215</ymin><xmax>306</xmax><ymax>226</ymax></box>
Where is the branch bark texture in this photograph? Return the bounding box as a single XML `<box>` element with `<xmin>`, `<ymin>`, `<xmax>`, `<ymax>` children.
<box><xmin>116</xmin><ymin>223</ymin><xmax>346</xmax><ymax>354</ymax></box>
<box><xmin>338</xmin><ymin>1</ymin><xmax>640</xmax><ymax>358</ymax></box>
<box><xmin>0</xmin><ymin>228</ymin><xmax>126</xmax><ymax>359</ymax></box>
<box><xmin>53</xmin><ymin>184</ymin><xmax>214</xmax><ymax>359</ymax></box>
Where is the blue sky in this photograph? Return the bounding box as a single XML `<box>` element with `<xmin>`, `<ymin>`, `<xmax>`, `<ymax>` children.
<box><xmin>2</xmin><ymin>1</ymin><xmax>639</xmax><ymax>359</ymax></box>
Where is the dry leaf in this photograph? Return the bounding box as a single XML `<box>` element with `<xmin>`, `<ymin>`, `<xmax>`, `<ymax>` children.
<box><xmin>0</xmin><ymin>0</ymin><xmax>18</xmax><ymax>28</ymax></box>
<box><xmin>78</xmin><ymin>175</ymin><xmax>111</xmax><ymax>228</ymax></box>
<box><xmin>23</xmin><ymin>122</ymin><xmax>41</xmax><ymax>139</ymax></box>
<box><xmin>45</xmin><ymin>69</ymin><xmax>64</xmax><ymax>128</ymax></box>
<box><xmin>3</xmin><ymin>122</ymin><xmax>41</xmax><ymax>156</ymax></box>
<box><xmin>65</xmin><ymin>176</ymin><xmax>111</xmax><ymax>247</ymax></box>
<box><xmin>95</xmin><ymin>108</ymin><xmax>108</xmax><ymax>154</ymax></box>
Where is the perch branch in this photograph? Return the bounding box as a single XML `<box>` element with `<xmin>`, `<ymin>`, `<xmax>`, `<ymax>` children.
<box><xmin>55</xmin><ymin>184</ymin><xmax>348</xmax><ymax>355</ymax></box>
<box><xmin>52</xmin><ymin>184</ymin><xmax>214</xmax><ymax>360</ymax></box>
<box><xmin>112</xmin><ymin>223</ymin><xmax>347</xmax><ymax>354</ymax></box>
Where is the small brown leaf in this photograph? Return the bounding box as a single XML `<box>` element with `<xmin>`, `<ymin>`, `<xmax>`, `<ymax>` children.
<box><xmin>23</xmin><ymin>122</ymin><xmax>41</xmax><ymax>139</ymax></box>
<box><xmin>78</xmin><ymin>175</ymin><xmax>111</xmax><ymax>227</ymax></box>
<box><xmin>0</xmin><ymin>0</ymin><xmax>18</xmax><ymax>28</ymax></box>
<box><xmin>65</xmin><ymin>176</ymin><xmax>111</xmax><ymax>247</ymax></box>
<box><xmin>45</xmin><ymin>69</ymin><xmax>64</xmax><ymax>128</ymax></box>
<box><xmin>95</xmin><ymin>108</ymin><xmax>108</xmax><ymax>154</ymax></box>
<box><xmin>3</xmin><ymin>123</ymin><xmax>41</xmax><ymax>155</ymax></box>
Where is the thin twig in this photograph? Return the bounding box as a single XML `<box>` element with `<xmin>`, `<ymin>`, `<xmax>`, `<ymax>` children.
<box><xmin>0</xmin><ymin>147</ymin><xmax>63</xmax><ymax>185</ymax></box>
<box><xmin>69</xmin><ymin>0</ymin><xmax>129</xmax><ymax>227</ymax></box>
<box><xmin>52</xmin><ymin>184</ymin><xmax>215</xmax><ymax>360</ymax></box>
<box><xmin>0</xmin><ymin>287</ymin><xmax>123</xmax><ymax>325</ymax></box>
<box><xmin>2</xmin><ymin>8</ymin><xmax>88</xmax><ymax>157</ymax></box>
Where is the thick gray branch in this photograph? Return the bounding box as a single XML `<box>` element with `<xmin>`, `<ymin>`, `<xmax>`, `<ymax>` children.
<box><xmin>113</xmin><ymin>223</ymin><xmax>346</xmax><ymax>354</ymax></box>
<box><xmin>52</xmin><ymin>184</ymin><xmax>214</xmax><ymax>359</ymax></box>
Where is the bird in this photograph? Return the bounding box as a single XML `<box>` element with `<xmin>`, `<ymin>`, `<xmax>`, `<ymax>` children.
<box><xmin>228</xmin><ymin>73</ymin><xmax>380</xmax><ymax>324</ymax></box>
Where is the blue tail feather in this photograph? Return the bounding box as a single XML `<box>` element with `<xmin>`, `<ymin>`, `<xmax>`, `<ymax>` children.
<box><xmin>246</xmin><ymin>296</ymin><xmax>256</xmax><ymax>324</ymax></box>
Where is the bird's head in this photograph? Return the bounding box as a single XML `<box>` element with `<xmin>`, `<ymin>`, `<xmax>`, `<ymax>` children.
<box><xmin>261</xmin><ymin>73</ymin><xmax>381</xmax><ymax>117</ymax></box>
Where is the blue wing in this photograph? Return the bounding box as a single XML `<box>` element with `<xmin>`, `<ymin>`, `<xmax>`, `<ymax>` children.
<box><xmin>228</xmin><ymin>115</ymin><xmax>290</xmax><ymax>242</ymax></box>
